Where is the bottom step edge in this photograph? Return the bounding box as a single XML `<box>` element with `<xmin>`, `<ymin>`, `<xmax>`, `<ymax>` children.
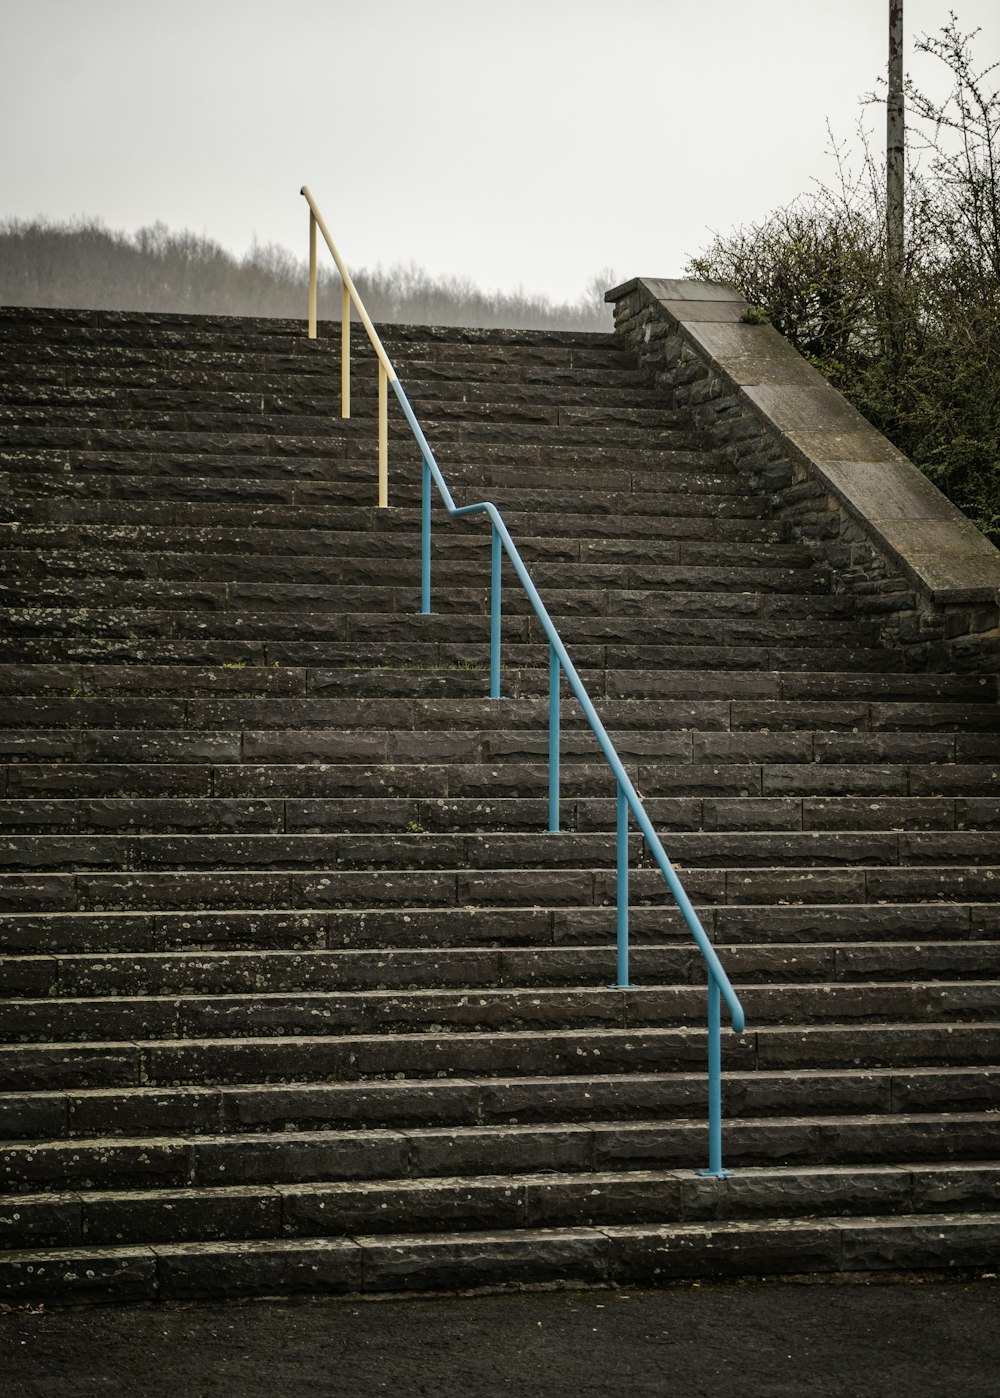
<box><xmin>3</xmin><ymin>1212</ymin><xmax>999</xmax><ymax>1304</ymax></box>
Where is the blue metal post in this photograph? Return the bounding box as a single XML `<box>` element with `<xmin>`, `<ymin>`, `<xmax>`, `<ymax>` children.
<box><xmin>490</xmin><ymin>523</ymin><xmax>502</xmax><ymax>700</ymax></box>
<box><xmin>548</xmin><ymin>643</ymin><xmax>560</xmax><ymax>833</ymax></box>
<box><xmin>699</xmin><ymin>975</ymin><xmax>733</xmax><ymax>1178</ymax></box>
<box><xmin>421</xmin><ymin>456</ymin><xmax>432</xmax><ymax>615</ymax></box>
<box><xmin>615</xmin><ymin>782</ymin><xmax>630</xmax><ymax>988</ymax></box>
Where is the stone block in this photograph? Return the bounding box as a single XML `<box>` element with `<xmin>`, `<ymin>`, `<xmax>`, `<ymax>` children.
<box><xmin>83</xmin><ymin>1186</ymin><xmax>280</xmax><ymax>1244</ymax></box>
<box><xmin>0</xmin><ymin>1191</ymin><xmax>82</xmax><ymax>1247</ymax></box>
<box><xmin>0</xmin><ymin>1246</ymin><xmax>157</xmax><ymax>1304</ymax></box>
<box><xmin>154</xmin><ymin>1237</ymin><xmax>362</xmax><ymax>1299</ymax></box>
<box><xmin>607</xmin><ymin>1219</ymin><xmax>841</xmax><ymax>1281</ymax></box>
<box><xmin>838</xmin><ymin>1216</ymin><xmax>1000</xmax><ymax>1271</ymax></box>
<box><xmin>358</xmin><ymin>1227</ymin><xmax>609</xmax><ymax>1291</ymax></box>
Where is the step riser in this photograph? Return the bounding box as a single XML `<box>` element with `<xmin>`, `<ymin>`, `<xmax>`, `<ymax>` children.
<box><xmin>0</xmin><ymin>555</ymin><xmax>829</xmax><ymax>596</ymax></box>
<box><xmin>0</xmin><ymin>664</ymin><xmax>990</xmax><ymax>701</ymax></box>
<box><xmin>0</xmin><ymin>643</ymin><xmax>914</xmax><ymax>674</ymax></box>
<box><xmin>3</xmin><ymin>865</ymin><xmax>998</xmax><ymax>911</ymax></box>
<box><xmin>5</xmin><ymin>477</ymin><xmax>765</xmax><ymax>523</ymax></box>
<box><xmin>5</xmin><ymin>762</ymin><xmax>998</xmax><ymax>801</ymax></box>
<box><xmin>19</xmin><ymin>696</ymin><xmax>993</xmax><ymax>732</ymax></box>
<box><xmin>6</xmin><ymin>1163</ymin><xmax>1000</xmax><ymax>1248</ymax></box>
<box><xmin>4</xmin><ymin>1066</ymin><xmax>997</xmax><ymax>1140</ymax></box>
<box><xmin>4</xmin><ymin>796</ymin><xmax>999</xmax><ymax>837</ymax></box>
<box><xmin>2</xmin><ymin>902</ymin><xmax>992</xmax><ymax>955</ymax></box>
<box><xmin>5</xmin><ymin>981</ymin><xmax>1000</xmax><ymax>1043</ymax></box>
<box><xmin>1</xmin><ymin>587</ymin><xmax>874</xmax><ymax>622</ymax></box>
<box><xmin>0</xmin><ymin>527</ymin><xmax>825</xmax><ymax>571</ymax></box>
<box><xmin>2</xmin><ymin>830</ymin><xmax>1000</xmax><ymax>872</ymax></box>
<box><xmin>3</xmin><ymin>1116</ymin><xmax>998</xmax><ymax>1195</ymax></box>
<box><xmin>3</xmin><ymin>1025</ymin><xmax>998</xmax><ymax>1091</ymax></box>
<box><xmin>5</xmin><ymin>1214</ymin><xmax>1000</xmax><ymax>1304</ymax></box>
<box><xmin>4</xmin><ymin>944</ymin><xmax>997</xmax><ymax>997</ymax></box>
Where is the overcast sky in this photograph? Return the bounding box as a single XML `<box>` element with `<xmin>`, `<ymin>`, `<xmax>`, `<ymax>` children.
<box><xmin>2</xmin><ymin>1</ymin><xmax>998</xmax><ymax>303</ymax></box>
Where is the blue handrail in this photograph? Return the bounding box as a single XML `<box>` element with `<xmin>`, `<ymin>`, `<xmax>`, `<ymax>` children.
<box><xmin>299</xmin><ymin>187</ymin><xmax>744</xmax><ymax>1177</ymax></box>
<box><xmin>391</xmin><ymin>379</ymin><xmax>745</xmax><ymax>1180</ymax></box>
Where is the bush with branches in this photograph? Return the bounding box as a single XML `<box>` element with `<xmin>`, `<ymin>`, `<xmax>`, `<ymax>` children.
<box><xmin>689</xmin><ymin>16</ymin><xmax>1000</xmax><ymax>543</ymax></box>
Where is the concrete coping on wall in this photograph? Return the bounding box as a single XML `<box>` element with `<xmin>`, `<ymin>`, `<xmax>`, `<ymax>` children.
<box><xmin>606</xmin><ymin>276</ymin><xmax>1000</xmax><ymax>608</ymax></box>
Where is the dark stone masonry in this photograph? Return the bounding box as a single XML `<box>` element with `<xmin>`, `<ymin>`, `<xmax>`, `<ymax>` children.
<box><xmin>0</xmin><ymin>303</ymin><xmax>998</xmax><ymax>1305</ymax></box>
<box><xmin>606</xmin><ymin>277</ymin><xmax>1000</xmax><ymax>670</ymax></box>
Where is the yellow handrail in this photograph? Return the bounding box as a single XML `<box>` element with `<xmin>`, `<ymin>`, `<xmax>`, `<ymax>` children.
<box><xmin>301</xmin><ymin>184</ymin><xmax>393</xmax><ymax>507</ymax></box>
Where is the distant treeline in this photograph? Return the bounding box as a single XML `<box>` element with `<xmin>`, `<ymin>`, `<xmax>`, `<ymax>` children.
<box><xmin>0</xmin><ymin>218</ymin><xmax>614</xmax><ymax>331</ymax></box>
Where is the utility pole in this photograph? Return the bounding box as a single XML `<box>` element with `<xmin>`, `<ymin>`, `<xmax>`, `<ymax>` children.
<box><xmin>887</xmin><ymin>1</ymin><xmax>905</xmax><ymax>278</ymax></box>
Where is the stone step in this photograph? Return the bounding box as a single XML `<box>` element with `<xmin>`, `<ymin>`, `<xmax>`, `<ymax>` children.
<box><xmin>2</xmin><ymin>1113</ymin><xmax>998</xmax><ymax>1198</ymax></box>
<box><xmin>2</xmin><ymin>942</ymin><xmax>996</xmax><ymax>1001</ymax></box>
<box><xmin>0</xmin><ymin>639</ymin><xmax>910</xmax><ymax>673</ymax></box>
<box><xmin>2</xmin><ymin>434</ymin><xmax>726</xmax><ymax>475</ymax></box>
<box><xmin>2</xmin><ymin>726</ymin><xmax>991</xmax><ymax>768</ymax></box>
<box><xmin>0</xmin><ymin>552</ymin><xmax>830</xmax><ymax>598</ymax></box>
<box><xmin>0</xmin><ymin>457</ymin><xmax>737</xmax><ymax>507</ymax></box>
<box><xmin>1</xmin><ymin>475</ymin><xmax>770</xmax><ymax>526</ymax></box>
<box><xmin>4</xmin><ymin>1209</ymin><xmax>1000</xmax><ymax>1303</ymax></box>
<box><xmin>1</xmin><ymin>394</ymin><xmax>697</xmax><ymax>436</ymax></box>
<box><xmin>0</xmin><ymin>663</ymin><xmax>988</xmax><ymax>703</ymax></box>
<box><xmin>4</xmin><ymin>1064</ymin><xmax>997</xmax><ymax>1142</ymax></box>
<box><xmin>2</xmin><ymin>862</ymin><xmax>997</xmax><ymax>913</ymax></box>
<box><xmin>0</xmin><ymin>606</ymin><xmax>882</xmax><ymax>647</ymax></box>
<box><xmin>2</xmin><ymin>828</ymin><xmax>999</xmax><ymax>875</ymax></box>
<box><xmin>0</xmin><ymin>315</ymin><xmax>627</xmax><ymax>362</ymax></box>
<box><xmin>1</xmin><ymin>496</ymin><xmax>790</xmax><ymax>541</ymax></box>
<box><xmin>0</xmin><ymin>353</ymin><xmax>651</xmax><ymax>392</ymax></box>
<box><xmin>5</xmin><ymin>1160</ymin><xmax>1000</xmax><ymax>1255</ymax></box>
<box><xmin>0</xmin><ymin>584</ymin><xmax>868</xmax><ymax>626</ymax></box>
<box><xmin>0</xmin><ymin>328</ymin><xmax>627</xmax><ymax>361</ymax></box>
<box><xmin>1</xmin><ymin>695</ymin><xmax>993</xmax><ymax>736</ymax></box>
<box><xmin>5</xmin><ymin>1019</ymin><xmax>999</xmax><ymax>1094</ymax></box>
<box><xmin>0</xmin><ymin>311</ymin><xmax>618</xmax><ymax>343</ymax></box>
<box><xmin>7</xmin><ymin>755</ymin><xmax>998</xmax><ymax>803</ymax></box>
<box><xmin>4</xmin><ymin>979</ymin><xmax>1000</xmax><ymax>1044</ymax></box>
<box><xmin>0</xmin><ymin>437</ymin><xmax>728</xmax><ymax>477</ymax></box>
<box><xmin>0</xmin><ymin>375</ymin><xmax>678</xmax><ymax>412</ymax></box>
<box><xmin>0</xmin><ymin>523</ymin><xmax>823</xmax><ymax>571</ymax></box>
<box><xmin>1</xmin><ymin>795</ymin><xmax>999</xmax><ymax>837</ymax></box>
<box><xmin>1</xmin><ymin>901</ymin><xmax>992</xmax><ymax>957</ymax></box>
<box><xmin>0</xmin><ymin>342</ymin><xmax>632</xmax><ymax>384</ymax></box>
<box><xmin>0</xmin><ymin>413</ymin><xmax>706</xmax><ymax>456</ymax></box>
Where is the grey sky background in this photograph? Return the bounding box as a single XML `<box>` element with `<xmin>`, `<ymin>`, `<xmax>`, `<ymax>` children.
<box><xmin>2</xmin><ymin>1</ymin><xmax>998</xmax><ymax>304</ymax></box>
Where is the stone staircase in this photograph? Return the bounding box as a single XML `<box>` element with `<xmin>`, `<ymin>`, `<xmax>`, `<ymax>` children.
<box><xmin>0</xmin><ymin>305</ymin><xmax>998</xmax><ymax>1304</ymax></box>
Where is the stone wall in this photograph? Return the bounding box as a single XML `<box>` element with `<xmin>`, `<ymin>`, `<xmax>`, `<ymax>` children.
<box><xmin>606</xmin><ymin>277</ymin><xmax>1000</xmax><ymax>674</ymax></box>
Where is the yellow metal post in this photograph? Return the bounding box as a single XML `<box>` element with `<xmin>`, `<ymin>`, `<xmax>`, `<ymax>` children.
<box><xmin>307</xmin><ymin>214</ymin><xmax>317</xmax><ymax>340</ymax></box>
<box><xmin>341</xmin><ymin>282</ymin><xmax>351</xmax><ymax>419</ymax></box>
<box><xmin>301</xmin><ymin>186</ymin><xmax>402</xmax><ymax>502</ymax></box>
<box><xmin>378</xmin><ymin>362</ymin><xmax>388</xmax><ymax>508</ymax></box>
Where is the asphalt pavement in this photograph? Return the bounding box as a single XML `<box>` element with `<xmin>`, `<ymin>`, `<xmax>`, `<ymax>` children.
<box><xmin>3</xmin><ymin>1277</ymin><xmax>998</xmax><ymax>1397</ymax></box>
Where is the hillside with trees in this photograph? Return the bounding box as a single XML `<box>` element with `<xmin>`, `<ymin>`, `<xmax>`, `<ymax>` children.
<box><xmin>0</xmin><ymin>217</ymin><xmax>612</xmax><ymax>332</ymax></box>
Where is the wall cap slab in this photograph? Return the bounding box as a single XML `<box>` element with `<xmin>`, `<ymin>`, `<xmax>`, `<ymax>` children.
<box><xmin>608</xmin><ymin>276</ymin><xmax>1000</xmax><ymax>609</ymax></box>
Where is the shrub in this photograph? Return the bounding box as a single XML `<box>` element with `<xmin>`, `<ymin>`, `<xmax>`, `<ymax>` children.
<box><xmin>689</xmin><ymin>17</ymin><xmax>1000</xmax><ymax>544</ymax></box>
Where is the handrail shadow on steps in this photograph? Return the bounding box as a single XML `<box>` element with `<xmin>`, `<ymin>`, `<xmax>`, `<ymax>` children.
<box><xmin>300</xmin><ymin>185</ymin><xmax>745</xmax><ymax>1178</ymax></box>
